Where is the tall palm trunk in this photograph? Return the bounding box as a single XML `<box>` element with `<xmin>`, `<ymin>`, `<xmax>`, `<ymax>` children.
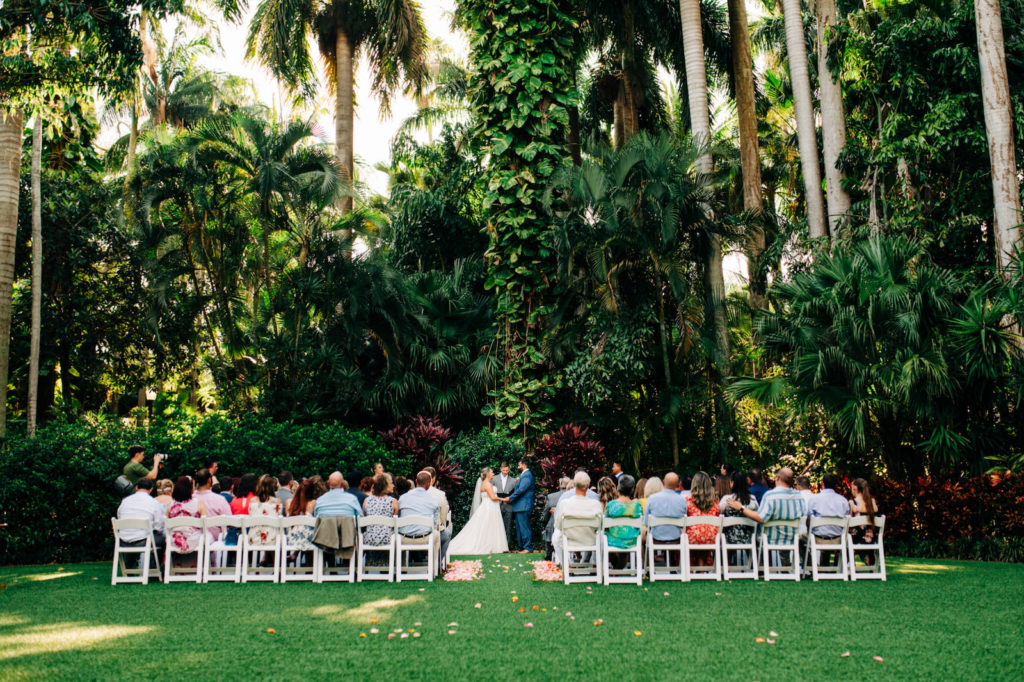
<box><xmin>28</xmin><ymin>117</ymin><xmax>42</xmax><ymax>437</ymax></box>
<box><xmin>0</xmin><ymin>109</ymin><xmax>23</xmax><ymax>438</ymax></box>
<box><xmin>679</xmin><ymin>0</ymin><xmax>730</xmax><ymax>368</ymax></box>
<box><xmin>780</xmin><ymin>0</ymin><xmax>828</xmax><ymax>241</ymax></box>
<box><xmin>816</xmin><ymin>0</ymin><xmax>852</xmax><ymax>241</ymax></box>
<box><xmin>728</xmin><ymin>0</ymin><xmax>766</xmax><ymax>311</ymax></box>
<box><xmin>975</xmin><ymin>0</ymin><xmax>1021</xmax><ymax>271</ymax></box>
<box><xmin>335</xmin><ymin>29</ymin><xmax>355</xmax><ymax>217</ymax></box>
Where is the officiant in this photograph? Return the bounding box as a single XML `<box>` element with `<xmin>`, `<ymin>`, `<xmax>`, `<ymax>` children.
<box><xmin>494</xmin><ymin>462</ymin><xmax>516</xmax><ymax>550</ymax></box>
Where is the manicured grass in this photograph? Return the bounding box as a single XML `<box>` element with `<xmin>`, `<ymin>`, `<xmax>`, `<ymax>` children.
<box><xmin>0</xmin><ymin>555</ymin><xmax>1022</xmax><ymax>680</ymax></box>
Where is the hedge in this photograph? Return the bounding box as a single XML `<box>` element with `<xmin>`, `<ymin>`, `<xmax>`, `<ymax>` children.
<box><xmin>0</xmin><ymin>415</ymin><xmax>402</xmax><ymax>565</ymax></box>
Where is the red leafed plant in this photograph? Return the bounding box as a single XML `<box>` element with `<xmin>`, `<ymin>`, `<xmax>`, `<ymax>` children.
<box><xmin>535</xmin><ymin>424</ymin><xmax>607</xmax><ymax>490</ymax></box>
<box><xmin>380</xmin><ymin>416</ymin><xmax>463</xmax><ymax>491</ymax></box>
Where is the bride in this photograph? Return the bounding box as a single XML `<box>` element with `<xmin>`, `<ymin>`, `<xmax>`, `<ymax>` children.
<box><xmin>448</xmin><ymin>468</ymin><xmax>510</xmax><ymax>555</ymax></box>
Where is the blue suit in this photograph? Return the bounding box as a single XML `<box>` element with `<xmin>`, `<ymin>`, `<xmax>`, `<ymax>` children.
<box><xmin>508</xmin><ymin>469</ymin><xmax>535</xmax><ymax>551</ymax></box>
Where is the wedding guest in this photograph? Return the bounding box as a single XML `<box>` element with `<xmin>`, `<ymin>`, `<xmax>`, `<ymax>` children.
<box><xmin>373</xmin><ymin>462</ymin><xmax>385</xmax><ymax>476</ymax></box>
<box><xmin>719</xmin><ymin>463</ymin><xmax>734</xmax><ymax>477</ymax></box>
<box><xmin>346</xmin><ymin>471</ymin><xmax>368</xmax><ymax>506</ymax></box>
<box><xmin>117</xmin><ymin>477</ymin><xmax>165</xmax><ymax>548</ymax></box>
<box><xmin>849</xmin><ymin>478</ymin><xmax>880</xmax><ymax>564</ymax></box>
<box><xmin>806</xmin><ymin>473</ymin><xmax>849</xmax><ymax>566</ymax></box>
<box><xmin>122</xmin><ymin>445</ymin><xmax>160</xmax><ymax>485</ymax></box>
<box><xmin>541</xmin><ymin>477</ymin><xmax>571</xmax><ymax>560</ymax></box>
<box><xmin>720</xmin><ymin>471</ymin><xmax>758</xmax><ymax>555</ymax></box>
<box><xmin>276</xmin><ymin>471</ymin><xmax>294</xmax><ymax>505</ymax></box>
<box><xmin>230</xmin><ymin>474</ymin><xmax>258</xmax><ymax>515</ymax></box>
<box><xmin>204</xmin><ymin>460</ymin><xmax>220</xmax><ymax>487</ymax></box>
<box><xmin>247</xmin><ymin>475</ymin><xmax>283</xmax><ymax>549</ymax></box>
<box><xmin>393</xmin><ymin>476</ymin><xmax>412</xmax><ymax>498</ymax></box>
<box><xmin>315</xmin><ymin>472</ymin><xmax>363</xmax><ymax>517</ymax></box>
<box><xmin>553</xmin><ymin>471</ymin><xmax>603</xmax><ymax>563</ymax></box>
<box><xmin>729</xmin><ymin>467</ymin><xmax>807</xmax><ymax>564</ymax></box>
<box><xmin>714</xmin><ymin>474</ymin><xmax>731</xmax><ymax>500</ymax></box>
<box><xmin>645</xmin><ymin>473</ymin><xmax>686</xmax><ymax>543</ymax></box>
<box><xmin>286</xmin><ymin>478</ymin><xmax>327</xmax><ymax>552</ymax></box>
<box><xmin>362</xmin><ymin>474</ymin><xmax>399</xmax><ymax>547</ymax></box>
<box><xmin>359</xmin><ymin>477</ymin><xmax>374</xmax><ymax>498</ymax></box>
<box><xmin>167</xmin><ymin>476</ymin><xmax>206</xmax><ymax>556</ymax></box>
<box><xmin>604</xmin><ymin>475</ymin><xmax>642</xmax><ymax>566</ymax></box>
<box><xmin>795</xmin><ymin>475</ymin><xmax>814</xmax><ymax>537</ymax></box>
<box><xmin>748</xmin><ymin>468</ymin><xmax>769</xmax><ymax>504</ymax></box>
<box><xmin>686</xmin><ymin>471</ymin><xmax>720</xmax><ymax>566</ymax></box>
<box><xmin>634</xmin><ymin>478</ymin><xmax>648</xmax><ymax>503</ymax></box>
<box><xmin>680</xmin><ymin>473</ymin><xmax>693</xmax><ymax>502</ymax></box>
<box><xmin>597</xmin><ymin>476</ymin><xmax>617</xmax><ymax>508</ymax></box>
<box><xmin>219</xmin><ymin>478</ymin><xmax>235</xmax><ymax>505</ymax></box>
<box><xmin>193</xmin><ymin>468</ymin><xmax>231</xmax><ymax>540</ymax></box>
<box><xmin>154</xmin><ymin>479</ymin><xmax>174</xmax><ymax>509</ymax></box>
<box><xmin>397</xmin><ymin>472</ymin><xmax>440</xmax><ymax>540</ymax></box>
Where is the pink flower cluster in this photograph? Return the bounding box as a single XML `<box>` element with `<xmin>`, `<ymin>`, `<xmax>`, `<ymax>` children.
<box><xmin>443</xmin><ymin>560</ymin><xmax>484</xmax><ymax>582</ymax></box>
<box><xmin>531</xmin><ymin>561</ymin><xmax>563</xmax><ymax>582</ymax></box>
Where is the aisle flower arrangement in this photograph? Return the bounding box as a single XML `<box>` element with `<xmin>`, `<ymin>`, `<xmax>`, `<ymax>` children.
<box><xmin>443</xmin><ymin>560</ymin><xmax>484</xmax><ymax>581</ymax></box>
<box><xmin>531</xmin><ymin>560</ymin><xmax>563</xmax><ymax>581</ymax></box>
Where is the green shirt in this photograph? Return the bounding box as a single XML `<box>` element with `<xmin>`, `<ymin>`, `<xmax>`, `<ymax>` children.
<box><xmin>123</xmin><ymin>460</ymin><xmax>151</xmax><ymax>484</ymax></box>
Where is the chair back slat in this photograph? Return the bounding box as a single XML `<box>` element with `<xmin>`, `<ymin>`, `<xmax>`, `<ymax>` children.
<box><xmin>721</xmin><ymin>516</ymin><xmax>757</xmax><ymax>529</ymax></box>
<box><xmin>685</xmin><ymin>515</ymin><xmax>723</xmax><ymax>529</ymax></box>
<box><xmin>280</xmin><ymin>515</ymin><xmax>316</xmax><ymax>530</ymax></box>
<box><xmin>396</xmin><ymin>516</ymin><xmax>432</xmax><ymax>530</ymax></box>
<box><xmin>359</xmin><ymin>515</ymin><xmax>396</xmax><ymax>529</ymax></box>
<box><xmin>847</xmin><ymin>514</ymin><xmax>884</xmax><ymax>530</ymax></box>
<box><xmin>166</xmin><ymin>516</ymin><xmax>204</xmax><ymax>530</ymax></box>
<box><xmin>809</xmin><ymin>516</ymin><xmax>849</xmax><ymax>530</ymax></box>
<box><xmin>112</xmin><ymin>517</ymin><xmax>151</xmax><ymax>531</ymax></box>
<box><xmin>647</xmin><ymin>516</ymin><xmax>686</xmax><ymax>529</ymax></box>
<box><xmin>601</xmin><ymin>517</ymin><xmax>642</xmax><ymax>530</ymax></box>
<box><xmin>241</xmin><ymin>516</ymin><xmax>282</xmax><ymax>529</ymax></box>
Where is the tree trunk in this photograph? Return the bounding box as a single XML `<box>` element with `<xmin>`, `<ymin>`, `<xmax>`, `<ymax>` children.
<box><xmin>728</xmin><ymin>0</ymin><xmax>766</xmax><ymax>311</ymax></box>
<box><xmin>0</xmin><ymin>109</ymin><xmax>23</xmax><ymax>438</ymax></box>
<box><xmin>567</xmin><ymin>105</ymin><xmax>582</xmax><ymax>165</ymax></box>
<box><xmin>975</xmin><ymin>0</ymin><xmax>1022</xmax><ymax>271</ymax></box>
<box><xmin>780</xmin><ymin>0</ymin><xmax>828</xmax><ymax>241</ymax></box>
<box><xmin>28</xmin><ymin>117</ymin><xmax>42</xmax><ymax>438</ymax></box>
<box><xmin>126</xmin><ymin>105</ymin><xmax>139</xmax><ymax>179</ymax></box>
<box><xmin>680</xmin><ymin>0</ymin><xmax>730</xmax><ymax>367</ymax></box>
<box><xmin>816</xmin><ymin>0</ymin><xmax>852</xmax><ymax>241</ymax></box>
<box><xmin>612</xmin><ymin>93</ymin><xmax>625</xmax><ymax>149</ymax></box>
<box><xmin>335</xmin><ymin>28</ymin><xmax>355</xmax><ymax>217</ymax></box>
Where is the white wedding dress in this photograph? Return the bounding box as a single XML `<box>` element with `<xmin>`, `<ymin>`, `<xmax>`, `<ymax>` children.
<box><xmin>448</xmin><ymin>485</ymin><xmax>509</xmax><ymax>555</ymax></box>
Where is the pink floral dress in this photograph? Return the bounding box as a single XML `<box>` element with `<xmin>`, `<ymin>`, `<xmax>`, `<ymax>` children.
<box><xmin>168</xmin><ymin>499</ymin><xmax>202</xmax><ymax>553</ymax></box>
<box><xmin>247</xmin><ymin>498</ymin><xmax>282</xmax><ymax>546</ymax></box>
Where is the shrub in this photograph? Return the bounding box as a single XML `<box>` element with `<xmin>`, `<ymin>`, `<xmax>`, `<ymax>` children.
<box><xmin>534</xmin><ymin>424</ymin><xmax>607</xmax><ymax>490</ymax></box>
<box><xmin>0</xmin><ymin>415</ymin><xmax>398</xmax><ymax>564</ymax></box>
<box><xmin>379</xmin><ymin>416</ymin><xmax>463</xmax><ymax>492</ymax></box>
<box><xmin>445</xmin><ymin>428</ymin><xmax>525</xmax><ymax>525</ymax></box>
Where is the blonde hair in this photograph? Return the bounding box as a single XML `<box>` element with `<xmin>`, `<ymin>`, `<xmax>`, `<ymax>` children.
<box><xmin>644</xmin><ymin>476</ymin><xmax>664</xmax><ymax>496</ymax></box>
<box><xmin>690</xmin><ymin>472</ymin><xmax>716</xmax><ymax>512</ymax></box>
<box><xmin>156</xmin><ymin>479</ymin><xmax>173</xmax><ymax>495</ymax></box>
<box><xmin>480</xmin><ymin>467</ymin><xmax>493</xmax><ymax>481</ymax></box>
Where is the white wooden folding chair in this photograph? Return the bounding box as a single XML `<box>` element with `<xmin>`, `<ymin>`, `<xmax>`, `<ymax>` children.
<box><xmin>241</xmin><ymin>516</ymin><xmax>282</xmax><ymax>583</ymax></box>
<box><xmin>280</xmin><ymin>516</ymin><xmax>320</xmax><ymax>583</ymax></box>
<box><xmin>111</xmin><ymin>518</ymin><xmax>162</xmax><ymax>585</ymax></box>
<box><xmin>202</xmin><ymin>515</ymin><xmax>243</xmax><ymax>583</ymax></box>
<box><xmin>601</xmin><ymin>517</ymin><xmax>643</xmax><ymax>585</ymax></box>
<box><xmin>762</xmin><ymin>519</ymin><xmax>801</xmax><ymax>581</ymax></box>
<box><xmin>721</xmin><ymin>516</ymin><xmax>759</xmax><ymax>580</ymax></box>
<box><xmin>395</xmin><ymin>517</ymin><xmax>437</xmax><ymax>582</ymax></box>
<box><xmin>847</xmin><ymin>515</ymin><xmax>886</xmax><ymax>581</ymax></box>
<box><xmin>646</xmin><ymin>517</ymin><xmax>687</xmax><ymax>582</ymax></box>
<box><xmin>683</xmin><ymin>516</ymin><xmax>723</xmax><ymax>581</ymax></box>
<box><xmin>356</xmin><ymin>516</ymin><xmax>397</xmax><ymax>582</ymax></box>
<box><xmin>558</xmin><ymin>515</ymin><xmax>603</xmax><ymax>585</ymax></box>
<box><xmin>805</xmin><ymin>517</ymin><xmax>849</xmax><ymax>581</ymax></box>
<box><xmin>164</xmin><ymin>516</ymin><xmax>205</xmax><ymax>583</ymax></box>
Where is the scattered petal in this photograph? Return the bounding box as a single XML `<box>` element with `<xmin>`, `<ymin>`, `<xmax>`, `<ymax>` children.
<box><xmin>840</xmin><ymin>652</ymin><xmax>850</xmax><ymax>658</ymax></box>
<box><xmin>359</xmin><ymin>633</ymin><xmax>367</xmax><ymax>638</ymax></box>
<box><xmin>634</xmin><ymin>631</ymin><xmax>642</xmax><ymax>637</ymax></box>
<box><xmin>394</xmin><ymin>629</ymin><xmax>403</xmax><ymax>633</ymax></box>
<box><xmin>663</xmin><ymin>592</ymin><xmax>670</xmax><ymax>596</ymax></box>
<box><xmin>474</xmin><ymin>603</ymin><xmax>482</xmax><ymax>609</ymax></box>
<box><xmin>413</xmin><ymin>632</ymin><xmax>421</xmax><ymax>638</ymax></box>
<box><xmin>541</xmin><ymin>608</ymin><xmax>547</xmax><ymax>612</ymax></box>
<box><xmin>755</xmin><ymin>637</ymin><xmax>765</xmax><ymax>643</ymax></box>
<box><xmin>714</xmin><ymin>592</ymin><xmax>721</xmax><ymax>596</ymax></box>
<box><xmin>57</xmin><ymin>567</ymin><xmax>65</xmax><ymax>572</ymax></box>
<box><xmin>370</xmin><ymin>618</ymin><xmax>378</xmax><ymax>623</ymax></box>
<box><xmin>519</xmin><ymin>608</ymin><xmax>526</xmax><ymax>613</ymax></box>
<box><xmin>873</xmin><ymin>656</ymin><xmax>884</xmax><ymax>663</ymax></box>
<box><xmin>511</xmin><ymin>596</ymin><xmax>519</xmax><ymax>603</ymax></box>
<box><xmin>91</xmin><ymin>577</ymin><xmax>97</xmax><ymax>581</ymax></box>
<box><xmin>447</xmin><ymin>630</ymin><xmax>456</xmax><ymax>635</ymax></box>
<box><xmin>565</xmin><ymin>612</ymin><xmax>572</xmax><ymax>617</ymax></box>
<box><xmin>532</xmin><ymin>605</ymin><xmax>540</xmax><ymax>610</ymax></box>
<box><xmin>447</xmin><ymin>622</ymin><xmax>458</xmax><ymax>627</ymax></box>
<box><xmin>418</xmin><ymin>588</ymin><xmax>425</xmax><ymax>592</ymax></box>
<box><xmin>766</xmin><ymin>639</ymin><xmax>776</xmax><ymax>645</ymax></box>
<box><xmin>370</xmin><ymin>628</ymin><xmax>379</xmax><ymax>634</ymax></box>
<box><xmin>593</xmin><ymin>619</ymin><xmax>603</xmax><ymax>626</ymax></box>
<box><xmin>388</xmin><ymin>634</ymin><xmax>395</xmax><ymax>640</ymax></box>
<box><xmin>401</xmin><ymin>633</ymin><xmax>409</xmax><ymax>639</ymax></box>
<box><xmin>266</xmin><ymin>628</ymin><xmax>276</xmax><ymax>634</ymax></box>
<box><xmin>769</xmin><ymin>631</ymin><xmax>779</xmax><ymax>637</ymax></box>
<box><xmin>413</xmin><ymin>622</ymin><xmax>421</xmax><ymax>627</ymax></box>
<box><xmin>524</xmin><ymin>623</ymin><xmax>534</xmax><ymax>628</ymax></box>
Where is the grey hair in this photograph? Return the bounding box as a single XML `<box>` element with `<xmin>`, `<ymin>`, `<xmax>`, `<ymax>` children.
<box><xmin>645</xmin><ymin>476</ymin><xmax>664</xmax><ymax>495</ymax></box>
<box><xmin>573</xmin><ymin>471</ymin><xmax>591</xmax><ymax>490</ymax></box>
<box><xmin>559</xmin><ymin>476</ymin><xmax>572</xmax><ymax>490</ymax></box>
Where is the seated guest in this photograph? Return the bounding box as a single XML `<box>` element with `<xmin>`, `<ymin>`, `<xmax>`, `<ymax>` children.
<box><xmin>728</xmin><ymin>467</ymin><xmax>807</xmax><ymax>564</ymax></box>
<box><xmin>193</xmin><ymin>468</ymin><xmax>232</xmax><ymax>540</ymax></box>
<box><xmin>748</xmin><ymin>468</ymin><xmax>769</xmax><ymax>504</ymax></box>
<box><xmin>541</xmin><ymin>477</ymin><xmax>572</xmax><ymax>560</ymax></box>
<box><xmin>276</xmin><ymin>471</ymin><xmax>294</xmax><ymax>505</ymax></box>
<box><xmin>117</xmin><ymin>477</ymin><xmax>166</xmax><ymax>548</ymax></box>
<box><xmin>346</xmin><ymin>471</ymin><xmax>368</xmax><ymax>506</ymax></box>
<box><xmin>849</xmin><ymin>477</ymin><xmax>880</xmax><ymax>564</ymax></box>
<box><xmin>286</xmin><ymin>478</ymin><xmax>327</xmax><ymax>550</ymax></box>
<box><xmin>154</xmin><ymin>479</ymin><xmax>174</xmax><ymax>509</ymax></box>
<box><xmin>645</xmin><ymin>472</ymin><xmax>686</xmax><ymax>544</ymax></box>
<box><xmin>359</xmin><ymin>477</ymin><xmax>374</xmax><ymax>499</ymax></box>
<box><xmin>807</xmin><ymin>473</ymin><xmax>849</xmax><ymax>565</ymax></box>
<box><xmin>248</xmin><ymin>474</ymin><xmax>283</xmax><ymax>547</ymax></box>
<box><xmin>795</xmin><ymin>475</ymin><xmax>813</xmax><ymax>537</ymax></box>
<box><xmin>604</xmin><ymin>475</ymin><xmax>642</xmax><ymax>550</ymax></box>
<box><xmin>219</xmin><ymin>478</ymin><xmax>235</xmax><ymax>505</ymax></box>
<box><xmin>634</xmin><ymin>478</ymin><xmax>648</xmax><ymax>504</ymax></box>
<box><xmin>597</xmin><ymin>476</ymin><xmax>617</xmax><ymax>509</ymax></box>
<box><xmin>680</xmin><ymin>473</ymin><xmax>693</xmax><ymax>502</ymax></box>
<box><xmin>714</xmin><ymin>474</ymin><xmax>731</xmax><ymax>500</ymax></box>
<box><xmin>397</xmin><ymin>472</ymin><xmax>440</xmax><ymax>543</ymax></box>
<box><xmin>168</xmin><ymin>476</ymin><xmax>207</xmax><ymax>555</ymax></box>
<box><xmin>719</xmin><ymin>470</ymin><xmax>758</xmax><ymax>545</ymax></box>
<box><xmin>643</xmin><ymin>476</ymin><xmax>664</xmax><ymax>500</ymax></box>
<box><xmin>393</xmin><ymin>476</ymin><xmax>412</xmax><ymax>499</ymax></box>
<box><xmin>553</xmin><ymin>472</ymin><xmax>603</xmax><ymax>562</ymax></box>
<box><xmin>686</xmin><ymin>471</ymin><xmax>720</xmax><ymax>565</ymax></box>
<box><xmin>230</xmin><ymin>474</ymin><xmax>258</xmax><ymax>515</ymax></box>
<box><xmin>314</xmin><ymin>472</ymin><xmax>363</xmax><ymax>517</ymax></box>
<box><xmin>362</xmin><ymin>474</ymin><xmax>399</xmax><ymax>547</ymax></box>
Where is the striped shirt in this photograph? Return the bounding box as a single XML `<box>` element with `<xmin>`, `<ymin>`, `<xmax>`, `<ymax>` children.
<box><xmin>759</xmin><ymin>487</ymin><xmax>807</xmax><ymax>545</ymax></box>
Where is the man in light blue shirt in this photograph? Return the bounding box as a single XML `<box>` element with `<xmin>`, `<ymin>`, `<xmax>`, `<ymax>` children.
<box><xmin>645</xmin><ymin>472</ymin><xmax>687</xmax><ymax>542</ymax></box>
<box><xmin>398</xmin><ymin>471</ymin><xmax>441</xmax><ymax>537</ymax></box>
<box><xmin>728</xmin><ymin>467</ymin><xmax>807</xmax><ymax>545</ymax></box>
<box><xmin>314</xmin><ymin>472</ymin><xmax>364</xmax><ymax>518</ymax></box>
<box><xmin>807</xmin><ymin>473</ymin><xmax>850</xmax><ymax>539</ymax></box>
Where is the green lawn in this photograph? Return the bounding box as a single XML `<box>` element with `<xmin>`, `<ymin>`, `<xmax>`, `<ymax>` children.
<box><xmin>0</xmin><ymin>555</ymin><xmax>1021</xmax><ymax>680</ymax></box>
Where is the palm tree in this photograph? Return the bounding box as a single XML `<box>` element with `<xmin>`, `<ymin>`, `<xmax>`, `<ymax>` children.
<box><xmin>27</xmin><ymin>116</ymin><xmax>42</xmax><ymax>437</ymax></box>
<box><xmin>815</xmin><ymin>0</ymin><xmax>851</xmax><ymax>238</ymax></box>
<box><xmin>974</xmin><ymin>0</ymin><xmax>1022</xmax><ymax>271</ymax></box>
<box><xmin>0</xmin><ymin>109</ymin><xmax>23</xmax><ymax>437</ymax></box>
<box><xmin>779</xmin><ymin>0</ymin><xmax>828</xmax><ymax>240</ymax></box>
<box><xmin>246</xmin><ymin>0</ymin><xmax>426</xmax><ymax>215</ymax></box>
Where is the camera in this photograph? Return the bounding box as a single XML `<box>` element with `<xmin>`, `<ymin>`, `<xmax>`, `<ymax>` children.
<box><xmin>157</xmin><ymin>453</ymin><xmax>170</xmax><ymax>461</ymax></box>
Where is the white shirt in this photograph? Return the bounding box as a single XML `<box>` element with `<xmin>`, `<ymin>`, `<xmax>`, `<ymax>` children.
<box><xmin>117</xmin><ymin>491</ymin><xmax>165</xmax><ymax>542</ymax></box>
<box><xmin>807</xmin><ymin>489</ymin><xmax>850</xmax><ymax>537</ymax></box>
<box><xmin>497</xmin><ymin>474</ymin><xmax>510</xmax><ymax>491</ymax></box>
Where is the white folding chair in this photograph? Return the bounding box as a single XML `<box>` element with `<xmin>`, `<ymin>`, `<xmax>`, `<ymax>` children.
<box><xmin>646</xmin><ymin>517</ymin><xmax>687</xmax><ymax>582</ymax></box>
<box><xmin>356</xmin><ymin>516</ymin><xmax>397</xmax><ymax>582</ymax></box>
<box><xmin>280</xmin><ymin>516</ymin><xmax>320</xmax><ymax>582</ymax></box>
<box><xmin>111</xmin><ymin>518</ymin><xmax>162</xmax><ymax>585</ymax></box>
<box><xmin>683</xmin><ymin>516</ymin><xmax>723</xmax><ymax>581</ymax></box>
<box><xmin>805</xmin><ymin>517</ymin><xmax>849</xmax><ymax>581</ymax></box>
<box><xmin>601</xmin><ymin>517</ymin><xmax>643</xmax><ymax>585</ymax></box>
<box><xmin>847</xmin><ymin>515</ymin><xmax>886</xmax><ymax>581</ymax></box>
<box><xmin>241</xmin><ymin>516</ymin><xmax>282</xmax><ymax>583</ymax></box>
<box><xmin>202</xmin><ymin>515</ymin><xmax>244</xmax><ymax>583</ymax></box>
<box><xmin>558</xmin><ymin>515</ymin><xmax>603</xmax><ymax>585</ymax></box>
<box><xmin>395</xmin><ymin>517</ymin><xmax>437</xmax><ymax>582</ymax></box>
<box><xmin>164</xmin><ymin>516</ymin><xmax>205</xmax><ymax>583</ymax></box>
<box><xmin>721</xmin><ymin>516</ymin><xmax>760</xmax><ymax>580</ymax></box>
<box><xmin>762</xmin><ymin>519</ymin><xmax>801</xmax><ymax>581</ymax></box>
<box><xmin>317</xmin><ymin>516</ymin><xmax>359</xmax><ymax>583</ymax></box>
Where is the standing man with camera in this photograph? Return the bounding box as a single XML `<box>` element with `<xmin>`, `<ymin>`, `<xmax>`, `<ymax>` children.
<box><xmin>123</xmin><ymin>445</ymin><xmax>161</xmax><ymax>485</ymax></box>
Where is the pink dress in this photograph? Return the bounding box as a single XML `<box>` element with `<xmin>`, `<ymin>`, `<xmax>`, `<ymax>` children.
<box><xmin>168</xmin><ymin>499</ymin><xmax>202</xmax><ymax>552</ymax></box>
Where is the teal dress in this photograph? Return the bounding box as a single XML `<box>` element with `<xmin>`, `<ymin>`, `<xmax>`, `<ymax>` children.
<box><xmin>604</xmin><ymin>500</ymin><xmax>643</xmax><ymax>548</ymax></box>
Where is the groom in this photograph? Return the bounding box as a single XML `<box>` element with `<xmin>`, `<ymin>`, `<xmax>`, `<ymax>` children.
<box><xmin>507</xmin><ymin>459</ymin><xmax>535</xmax><ymax>553</ymax></box>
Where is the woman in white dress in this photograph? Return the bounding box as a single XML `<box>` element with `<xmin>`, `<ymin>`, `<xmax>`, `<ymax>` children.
<box><xmin>448</xmin><ymin>468</ymin><xmax>510</xmax><ymax>555</ymax></box>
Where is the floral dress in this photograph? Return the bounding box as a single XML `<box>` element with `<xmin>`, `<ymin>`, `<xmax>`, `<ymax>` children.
<box><xmin>286</xmin><ymin>503</ymin><xmax>316</xmax><ymax>550</ymax></box>
<box><xmin>686</xmin><ymin>497</ymin><xmax>720</xmax><ymax>545</ymax></box>
<box><xmin>362</xmin><ymin>496</ymin><xmax>396</xmax><ymax>546</ymax></box>
<box><xmin>247</xmin><ymin>498</ymin><xmax>282</xmax><ymax>546</ymax></box>
<box><xmin>168</xmin><ymin>499</ymin><xmax>202</xmax><ymax>553</ymax></box>
<box><xmin>604</xmin><ymin>499</ymin><xmax>643</xmax><ymax>548</ymax></box>
<box><xmin>720</xmin><ymin>494</ymin><xmax>758</xmax><ymax>544</ymax></box>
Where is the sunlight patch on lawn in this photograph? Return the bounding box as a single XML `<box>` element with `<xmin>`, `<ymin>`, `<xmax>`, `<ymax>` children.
<box><xmin>0</xmin><ymin>623</ymin><xmax>153</xmax><ymax>661</ymax></box>
<box><xmin>16</xmin><ymin>571</ymin><xmax>83</xmax><ymax>582</ymax></box>
<box><xmin>0</xmin><ymin>615</ymin><xmax>28</xmax><ymax>628</ymax></box>
<box><xmin>896</xmin><ymin>563</ymin><xmax>964</xmax><ymax>575</ymax></box>
<box><xmin>311</xmin><ymin>595</ymin><xmax>425</xmax><ymax>623</ymax></box>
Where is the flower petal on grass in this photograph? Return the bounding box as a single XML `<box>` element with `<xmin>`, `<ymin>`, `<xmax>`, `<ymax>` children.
<box><xmin>593</xmin><ymin>619</ymin><xmax>603</xmax><ymax>626</ymax></box>
<box><xmin>524</xmin><ymin>623</ymin><xmax>533</xmax><ymax>628</ymax></box>
<box><xmin>769</xmin><ymin>631</ymin><xmax>779</xmax><ymax>637</ymax></box>
<box><xmin>267</xmin><ymin>628</ymin><xmax>275</xmax><ymax>634</ymax></box>
<box><xmin>359</xmin><ymin>633</ymin><xmax>366</xmax><ymax>638</ymax></box>
<box><xmin>634</xmin><ymin>631</ymin><xmax>642</xmax><ymax>636</ymax></box>
<box><xmin>755</xmin><ymin>637</ymin><xmax>765</xmax><ymax>643</ymax></box>
<box><xmin>840</xmin><ymin>652</ymin><xmax>850</xmax><ymax>658</ymax></box>
<box><xmin>873</xmin><ymin>656</ymin><xmax>884</xmax><ymax>662</ymax></box>
<box><xmin>370</xmin><ymin>628</ymin><xmax>379</xmax><ymax>634</ymax></box>
<box><xmin>767</xmin><ymin>639</ymin><xmax>776</xmax><ymax>645</ymax></box>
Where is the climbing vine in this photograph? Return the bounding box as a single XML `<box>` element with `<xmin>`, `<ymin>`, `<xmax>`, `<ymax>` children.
<box><xmin>458</xmin><ymin>0</ymin><xmax>578</xmax><ymax>439</ymax></box>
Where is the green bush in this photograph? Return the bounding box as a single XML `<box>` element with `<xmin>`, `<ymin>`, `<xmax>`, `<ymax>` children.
<box><xmin>445</xmin><ymin>429</ymin><xmax>524</xmax><ymax>526</ymax></box>
<box><xmin>0</xmin><ymin>415</ymin><xmax>401</xmax><ymax>565</ymax></box>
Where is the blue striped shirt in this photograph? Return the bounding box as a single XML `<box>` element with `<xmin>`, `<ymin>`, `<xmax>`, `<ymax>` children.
<box><xmin>759</xmin><ymin>487</ymin><xmax>806</xmax><ymax>544</ymax></box>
